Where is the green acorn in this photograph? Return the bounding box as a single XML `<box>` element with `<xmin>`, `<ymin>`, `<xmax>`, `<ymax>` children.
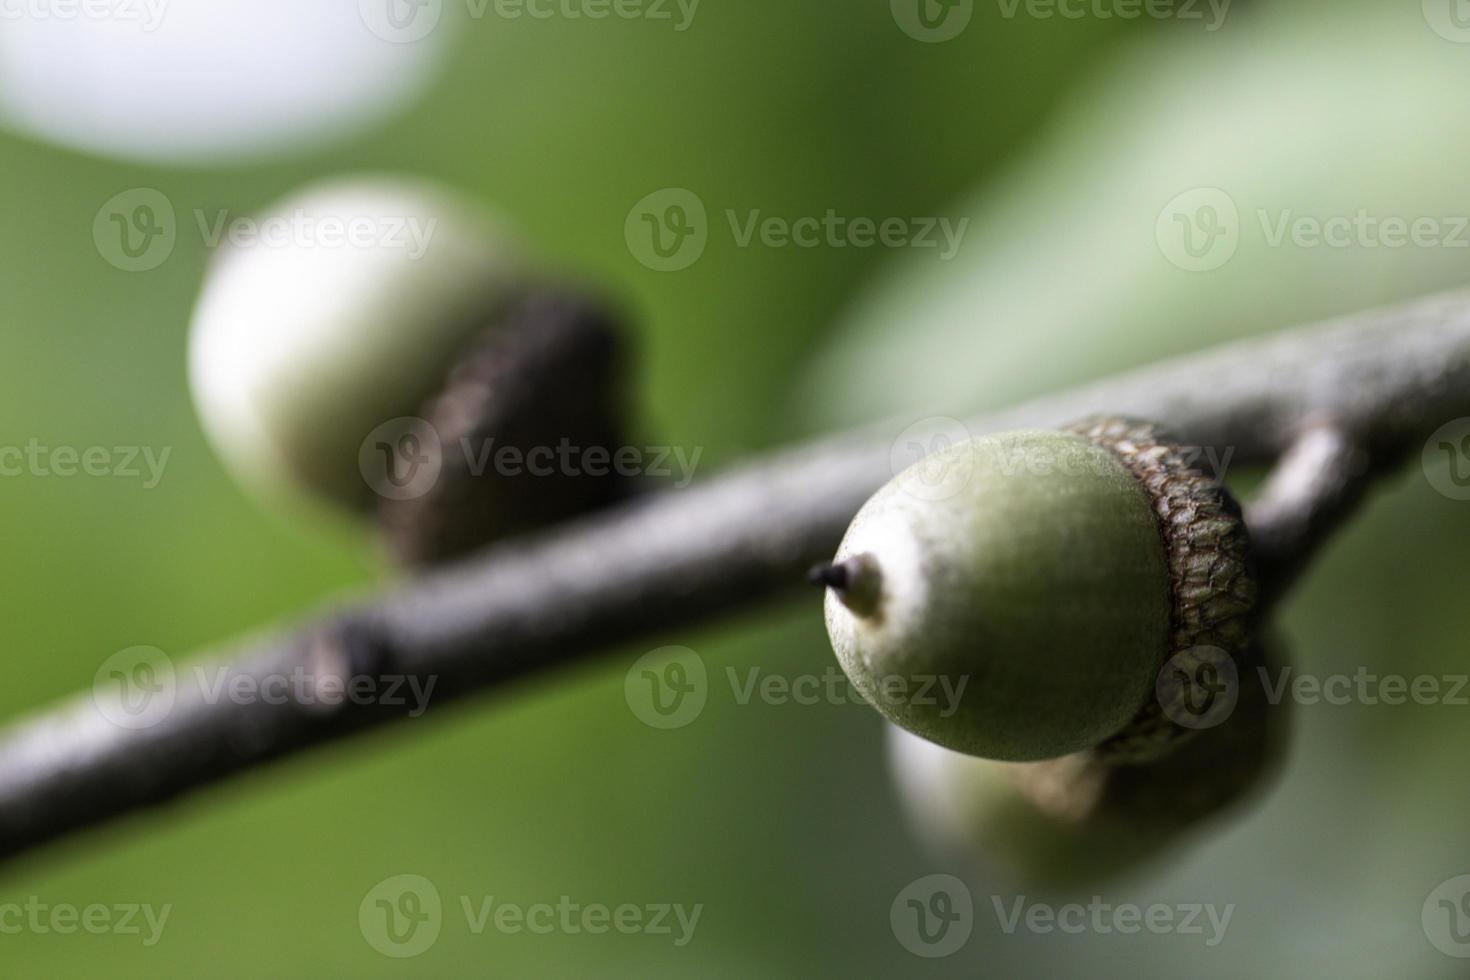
<box><xmin>816</xmin><ymin>417</ymin><xmax>1256</xmax><ymax>762</ymax></box>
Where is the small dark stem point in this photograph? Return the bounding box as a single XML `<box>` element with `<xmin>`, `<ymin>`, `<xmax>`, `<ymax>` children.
<box><xmin>809</xmin><ymin>554</ymin><xmax>883</xmax><ymax>619</ymax></box>
<box><xmin>807</xmin><ymin>562</ymin><xmax>850</xmax><ymax>590</ymax></box>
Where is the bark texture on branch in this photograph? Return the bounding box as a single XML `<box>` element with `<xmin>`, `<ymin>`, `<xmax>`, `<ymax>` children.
<box><xmin>3</xmin><ymin>289</ymin><xmax>1470</xmax><ymax>866</ymax></box>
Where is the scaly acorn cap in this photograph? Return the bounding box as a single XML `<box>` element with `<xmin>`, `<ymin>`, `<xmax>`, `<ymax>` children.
<box><xmin>817</xmin><ymin>416</ymin><xmax>1256</xmax><ymax>763</ymax></box>
<box><xmin>377</xmin><ymin>286</ymin><xmax>630</xmax><ymax>565</ymax></box>
<box><xmin>1071</xmin><ymin>416</ymin><xmax>1257</xmax><ymax>763</ymax></box>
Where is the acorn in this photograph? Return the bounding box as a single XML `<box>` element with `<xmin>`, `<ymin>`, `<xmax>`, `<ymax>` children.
<box><xmin>188</xmin><ymin>176</ymin><xmax>628</xmax><ymax>562</ymax></box>
<box><xmin>816</xmin><ymin>417</ymin><xmax>1256</xmax><ymax>762</ymax></box>
<box><xmin>887</xmin><ymin>636</ymin><xmax>1290</xmax><ymax>886</ymax></box>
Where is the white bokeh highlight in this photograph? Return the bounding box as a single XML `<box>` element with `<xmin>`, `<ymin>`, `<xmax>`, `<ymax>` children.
<box><xmin>0</xmin><ymin>0</ymin><xmax>453</xmax><ymax>164</ymax></box>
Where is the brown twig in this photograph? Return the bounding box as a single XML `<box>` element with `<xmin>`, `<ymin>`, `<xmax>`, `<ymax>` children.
<box><xmin>1</xmin><ymin>288</ymin><xmax>1469</xmax><ymax>867</ymax></box>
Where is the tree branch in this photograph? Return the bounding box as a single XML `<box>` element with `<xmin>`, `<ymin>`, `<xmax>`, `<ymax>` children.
<box><xmin>3</xmin><ymin>289</ymin><xmax>1470</xmax><ymax>867</ymax></box>
<box><xmin>1247</xmin><ymin>426</ymin><xmax>1381</xmax><ymax>605</ymax></box>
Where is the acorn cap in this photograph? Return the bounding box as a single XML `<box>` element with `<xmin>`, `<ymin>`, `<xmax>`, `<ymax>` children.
<box><xmin>377</xmin><ymin>287</ymin><xmax>630</xmax><ymax>565</ymax></box>
<box><xmin>1069</xmin><ymin>417</ymin><xmax>1257</xmax><ymax>762</ymax></box>
<box><xmin>819</xmin><ymin>418</ymin><xmax>1255</xmax><ymax>763</ymax></box>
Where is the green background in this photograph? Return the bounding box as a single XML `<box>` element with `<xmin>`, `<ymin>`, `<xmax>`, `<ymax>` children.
<box><xmin>3</xmin><ymin>0</ymin><xmax>1470</xmax><ymax>975</ymax></box>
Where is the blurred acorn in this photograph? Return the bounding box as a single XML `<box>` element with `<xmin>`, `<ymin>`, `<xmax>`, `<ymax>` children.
<box><xmin>188</xmin><ymin>176</ymin><xmax>629</xmax><ymax>563</ymax></box>
<box><xmin>887</xmin><ymin>635</ymin><xmax>1290</xmax><ymax>887</ymax></box>
<box><xmin>816</xmin><ymin>418</ymin><xmax>1255</xmax><ymax>762</ymax></box>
